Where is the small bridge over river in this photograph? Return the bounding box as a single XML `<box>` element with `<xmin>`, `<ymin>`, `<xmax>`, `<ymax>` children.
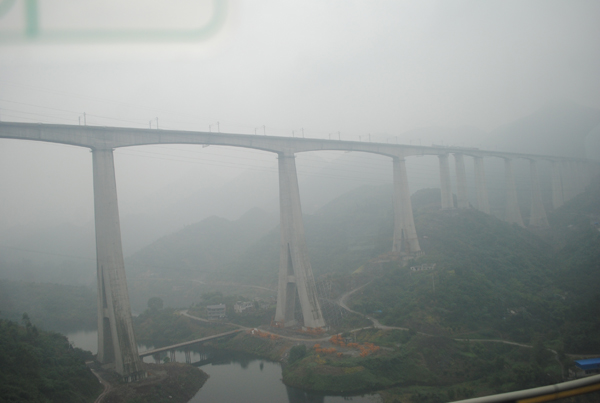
<box><xmin>139</xmin><ymin>329</ymin><xmax>242</xmax><ymax>364</ymax></box>
<box><xmin>139</xmin><ymin>329</ymin><xmax>242</xmax><ymax>359</ymax></box>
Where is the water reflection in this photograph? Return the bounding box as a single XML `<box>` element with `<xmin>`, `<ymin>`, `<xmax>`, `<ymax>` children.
<box><xmin>66</xmin><ymin>331</ymin><xmax>378</xmax><ymax>402</ymax></box>
<box><xmin>286</xmin><ymin>386</ymin><xmax>374</xmax><ymax>403</ymax></box>
<box><xmin>287</xmin><ymin>387</ymin><xmax>326</xmax><ymax>403</ymax></box>
<box><xmin>188</xmin><ymin>348</ymin><xmax>378</xmax><ymax>403</ymax></box>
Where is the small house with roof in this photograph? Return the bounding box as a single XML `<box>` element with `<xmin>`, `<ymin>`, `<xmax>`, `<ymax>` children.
<box><xmin>574</xmin><ymin>358</ymin><xmax>600</xmax><ymax>376</ymax></box>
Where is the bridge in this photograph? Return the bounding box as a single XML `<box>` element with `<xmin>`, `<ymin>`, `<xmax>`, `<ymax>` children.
<box><xmin>138</xmin><ymin>329</ymin><xmax>242</xmax><ymax>362</ymax></box>
<box><xmin>1</xmin><ymin>121</ymin><xmax>597</xmax><ymax>379</ymax></box>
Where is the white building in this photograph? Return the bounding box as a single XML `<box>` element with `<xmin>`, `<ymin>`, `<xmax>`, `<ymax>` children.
<box><xmin>207</xmin><ymin>304</ymin><xmax>227</xmax><ymax>320</ymax></box>
<box><xmin>234</xmin><ymin>301</ymin><xmax>254</xmax><ymax>314</ymax></box>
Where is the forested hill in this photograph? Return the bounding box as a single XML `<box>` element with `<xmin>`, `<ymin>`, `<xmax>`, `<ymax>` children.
<box><xmin>213</xmin><ymin>184</ymin><xmax>395</xmax><ymax>286</ymax></box>
<box><xmin>352</xmin><ymin>206</ymin><xmax>559</xmax><ymax>340</ymax></box>
<box><xmin>351</xmin><ymin>178</ymin><xmax>600</xmax><ymax>353</ymax></box>
<box><xmin>128</xmin><ymin>184</ymin><xmax>397</xmax><ymax>286</ymax></box>
<box><xmin>0</xmin><ymin>316</ymin><xmax>102</xmax><ymax>402</ymax></box>
<box><xmin>123</xmin><ymin>171</ymin><xmax>600</xmax><ymax>354</ymax></box>
<box><xmin>126</xmin><ymin>207</ymin><xmax>277</xmax><ymax>279</ymax></box>
<box><xmin>549</xmin><ymin>176</ymin><xmax>600</xmax><ymax>352</ymax></box>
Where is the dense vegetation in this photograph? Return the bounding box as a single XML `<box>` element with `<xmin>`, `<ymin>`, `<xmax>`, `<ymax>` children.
<box><xmin>0</xmin><ymin>280</ymin><xmax>96</xmax><ymax>332</ymax></box>
<box><xmin>549</xmin><ymin>178</ymin><xmax>600</xmax><ymax>353</ymax></box>
<box><xmin>349</xmin><ymin>180</ymin><xmax>600</xmax><ymax>354</ymax></box>
<box><xmin>353</xmin><ymin>208</ymin><xmax>559</xmax><ymax>339</ymax></box>
<box><xmin>129</xmin><ymin>176</ymin><xmax>600</xmax><ymax>358</ymax></box>
<box><xmin>282</xmin><ymin>329</ymin><xmax>561</xmax><ymax>397</ymax></box>
<box><xmin>1</xmin><ymin>170</ymin><xmax>596</xmax><ymax>402</ymax></box>
<box><xmin>0</xmin><ymin>316</ymin><xmax>102</xmax><ymax>402</ymax></box>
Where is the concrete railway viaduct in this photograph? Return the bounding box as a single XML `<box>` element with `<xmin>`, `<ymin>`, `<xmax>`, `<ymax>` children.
<box><xmin>0</xmin><ymin>121</ymin><xmax>596</xmax><ymax>379</ymax></box>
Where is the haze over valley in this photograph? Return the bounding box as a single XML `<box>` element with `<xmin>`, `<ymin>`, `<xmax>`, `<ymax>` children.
<box><xmin>1</xmin><ymin>1</ymin><xmax>600</xmax><ymax>402</ymax></box>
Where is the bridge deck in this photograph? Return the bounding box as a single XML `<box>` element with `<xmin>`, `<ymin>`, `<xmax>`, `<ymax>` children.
<box><xmin>138</xmin><ymin>329</ymin><xmax>243</xmax><ymax>357</ymax></box>
<box><xmin>0</xmin><ymin>121</ymin><xmax>590</xmax><ymax>162</ymax></box>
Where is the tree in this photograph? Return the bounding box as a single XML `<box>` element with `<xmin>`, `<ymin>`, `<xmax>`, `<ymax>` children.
<box><xmin>289</xmin><ymin>344</ymin><xmax>307</xmax><ymax>364</ymax></box>
<box><xmin>147</xmin><ymin>297</ymin><xmax>164</xmax><ymax>312</ymax></box>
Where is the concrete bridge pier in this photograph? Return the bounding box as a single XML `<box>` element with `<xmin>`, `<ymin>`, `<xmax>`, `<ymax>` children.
<box><xmin>550</xmin><ymin>161</ymin><xmax>564</xmax><ymax>210</ymax></box>
<box><xmin>438</xmin><ymin>154</ymin><xmax>454</xmax><ymax>209</ymax></box>
<box><xmin>570</xmin><ymin>161</ymin><xmax>583</xmax><ymax>197</ymax></box>
<box><xmin>92</xmin><ymin>148</ymin><xmax>145</xmax><ymax>379</ymax></box>
<box><xmin>577</xmin><ymin>161</ymin><xmax>590</xmax><ymax>191</ymax></box>
<box><xmin>558</xmin><ymin>161</ymin><xmax>571</xmax><ymax>204</ymax></box>
<box><xmin>571</xmin><ymin>161</ymin><xmax>586</xmax><ymax>196</ymax></box>
<box><xmin>474</xmin><ymin>156</ymin><xmax>490</xmax><ymax>214</ymax></box>
<box><xmin>454</xmin><ymin>154</ymin><xmax>468</xmax><ymax>209</ymax></box>
<box><xmin>528</xmin><ymin>160</ymin><xmax>549</xmax><ymax>228</ymax></box>
<box><xmin>274</xmin><ymin>152</ymin><xmax>325</xmax><ymax>329</ymax></box>
<box><xmin>572</xmin><ymin>162</ymin><xmax>584</xmax><ymax>195</ymax></box>
<box><xmin>503</xmin><ymin>158</ymin><xmax>524</xmax><ymax>227</ymax></box>
<box><xmin>392</xmin><ymin>157</ymin><xmax>421</xmax><ymax>255</ymax></box>
<box><xmin>566</xmin><ymin>161</ymin><xmax>579</xmax><ymax>201</ymax></box>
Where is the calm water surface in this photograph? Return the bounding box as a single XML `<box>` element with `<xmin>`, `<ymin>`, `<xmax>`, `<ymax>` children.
<box><xmin>66</xmin><ymin>330</ymin><xmax>380</xmax><ymax>403</ymax></box>
<box><xmin>189</xmin><ymin>351</ymin><xmax>379</xmax><ymax>403</ymax></box>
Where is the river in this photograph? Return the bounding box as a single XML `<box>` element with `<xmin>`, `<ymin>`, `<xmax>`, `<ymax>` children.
<box><xmin>66</xmin><ymin>330</ymin><xmax>380</xmax><ymax>403</ymax></box>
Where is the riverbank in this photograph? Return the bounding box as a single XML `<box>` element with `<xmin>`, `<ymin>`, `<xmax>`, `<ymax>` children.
<box><xmin>95</xmin><ymin>362</ymin><xmax>208</xmax><ymax>403</ymax></box>
<box><xmin>280</xmin><ymin>328</ymin><xmax>565</xmax><ymax>402</ymax></box>
<box><xmin>211</xmin><ymin>330</ymin><xmax>295</xmax><ymax>361</ymax></box>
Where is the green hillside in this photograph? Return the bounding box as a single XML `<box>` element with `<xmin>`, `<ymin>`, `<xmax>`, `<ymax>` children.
<box><xmin>351</xmin><ymin>206</ymin><xmax>561</xmax><ymax>341</ymax></box>
<box><xmin>125</xmin><ymin>169</ymin><xmax>600</xmax><ymax>354</ymax></box>
<box><xmin>283</xmin><ymin>330</ymin><xmax>560</xmax><ymax>397</ymax></box>
<box><xmin>547</xmin><ymin>177</ymin><xmax>600</xmax><ymax>353</ymax></box>
<box><xmin>350</xmin><ymin>178</ymin><xmax>600</xmax><ymax>351</ymax></box>
<box><xmin>0</xmin><ymin>316</ymin><xmax>102</xmax><ymax>402</ymax></box>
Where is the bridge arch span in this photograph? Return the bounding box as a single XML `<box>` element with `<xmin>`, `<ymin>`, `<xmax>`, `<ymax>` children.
<box><xmin>2</xmin><ymin>121</ymin><xmax>597</xmax><ymax>379</ymax></box>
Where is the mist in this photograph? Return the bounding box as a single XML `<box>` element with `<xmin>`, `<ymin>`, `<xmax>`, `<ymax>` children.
<box><xmin>1</xmin><ymin>1</ymin><xmax>600</xmax><ymax>401</ymax></box>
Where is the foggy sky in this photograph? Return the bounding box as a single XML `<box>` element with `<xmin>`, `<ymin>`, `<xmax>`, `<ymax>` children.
<box><xmin>1</xmin><ymin>0</ymin><xmax>600</xmax><ymax>240</ymax></box>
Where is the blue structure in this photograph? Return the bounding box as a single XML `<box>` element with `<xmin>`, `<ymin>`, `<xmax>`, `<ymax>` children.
<box><xmin>575</xmin><ymin>358</ymin><xmax>600</xmax><ymax>374</ymax></box>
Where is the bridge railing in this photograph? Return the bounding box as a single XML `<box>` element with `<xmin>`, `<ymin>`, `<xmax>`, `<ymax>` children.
<box><xmin>450</xmin><ymin>373</ymin><xmax>600</xmax><ymax>403</ymax></box>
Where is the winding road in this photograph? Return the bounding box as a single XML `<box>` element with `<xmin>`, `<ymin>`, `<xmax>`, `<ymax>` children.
<box><xmin>179</xmin><ymin>281</ymin><xmax>594</xmax><ymax>362</ymax></box>
<box><xmin>91</xmin><ymin>369</ymin><xmax>111</xmax><ymax>403</ymax></box>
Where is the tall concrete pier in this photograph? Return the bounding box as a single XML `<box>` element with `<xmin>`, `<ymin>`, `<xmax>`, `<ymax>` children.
<box><xmin>274</xmin><ymin>152</ymin><xmax>325</xmax><ymax>329</ymax></box>
<box><xmin>550</xmin><ymin>161</ymin><xmax>564</xmax><ymax>209</ymax></box>
<box><xmin>581</xmin><ymin>162</ymin><xmax>592</xmax><ymax>189</ymax></box>
<box><xmin>392</xmin><ymin>157</ymin><xmax>421</xmax><ymax>254</ymax></box>
<box><xmin>474</xmin><ymin>156</ymin><xmax>490</xmax><ymax>214</ymax></box>
<box><xmin>438</xmin><ymin>154</ymin><xmax>454</xmax><ymax>209</ymax></box>
<box><xmin>576</xmin><ymin>162</ymin><xmax>587</xmax><ymax>193</ymax></box>
<box><xmin>528</xmin><ymin>160</ymin><xmax>549</xmax><ymax>228</ymax></box>
<box><xmin>562</xmin><ymin>161</ymin><xmax>577</xmax><ymax>201</ymax></box>
<box><xmin>504</xmin><ymin>158</ymin><xmax>524</xmax><ymax>227</ymax></box>
<box><xmin>92</xmin><ymin>148</ymin><xmax>144</xmax><ymax>379</ymax></box>
<box><xmin>454</xmin><ymin>154</ymin><xmax>468</xmax><ymax>209</ymax></box>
